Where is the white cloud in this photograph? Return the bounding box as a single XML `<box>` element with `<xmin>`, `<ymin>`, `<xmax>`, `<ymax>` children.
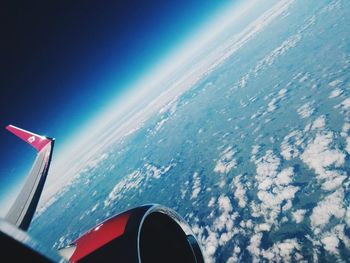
<box><xmin>255</xmin><ymin>223</ymin><xmax>271</xmax><ymax>232</ymax></box>
<box><xmin>280</xmin><ymin>130</ymin><xmax>303</xmax><ymax>160</ymax></box>
<box><xmin>297</xmin><ymin>102</ymin><xmax>314</xmax><ymax>118</ymax></box>
<box><xmin>87</xmin><ymin>153</ymin><xmax>109</xmax><ymax>169</ymax></box>
<box><xmin>252</xmin><ymin>145</ymin><xmax>260</xmax><ymax>155</ymax></box>
<box><xmin>340</xmin><ymin>122</ymin><xmax>350</xmax><ymax>137</ymax></box>
<box><xmin>301</xmin><ymin>131</ymin><xmax>345</xmax><ymax>190</ymax></box>
<box><xmin>331</xmin><ymin>224</ymin><xmax>350</xmax><ymax>249</ymax></box>
<box><xmin>275</xmin><ymin>167</ymin><xmax>294</xmax><ymax>186</ymax></box>
<box><xmin>262</xmin><ymin>239</ymin><xmax>302</xmax><ymax>262</ymax></box>
<box><xmin>310</xmin><ymin>188</ymin><xmax>345</xmax><ymax>229</ymax></box>
<box><xmin>194</xmin><ymin>195</ymin><xmax>239</xmax><ymax>262</ymax></box>
<box><xmin>267</xmin><ymin>98</ymin><xmax>277</xmax><ymax>112</ymax></box>
<box><xmin>247</xmin><ymin>233</ymin><xmax>263</xmax><ymax>259</ymax></box>
<box><xmin>208</xmin><ymin>197</ymin><xmax>216</xmax><ymax>207</ymax></box>
<box><xmin>144</xmin><ymin>163</ymin><xmax>174</xmax><ymax>179</ymax></box>
<box><xmin>292</xmin><ymin>209</ymin><xmax>306</xmax><ymax>223</ymax></box>
<box><xmin>233</xmin><ymin>175</ymin><xmax>247</xmax><ymax>208</ymax></box>
<box><xmin>227</xmin><ymin>246</ymin><xmax>241</xmax><ymax>263</ymax></box>
<box><xmin>328</xmin><ymin>79</ymin><xmax>342</xmax><ymax>87</ymax></box>
<box><xmin>329</xmin><ymin>88</ymin><xmax>343</xmax><ymax>98</ymax></box>
<box><xmin>218</xmin><ymin>195</ymin><xmax>233</xmax><ymax>213</ymax></box>
<box><xmin>191</xmin><ymin>172</ymin><xmax>201</xmax><ymax>199</ymax></box>
<box><xmin>302</xmin><ymin>134</ymin><xmax>342</xmax><ymax>171</ymax></box>
<box><xmin>204</xmin><ymin>230</ymin><xmax>220</xmax><ymax>258</ymax></box>
<box><xmin>153</xmin><ymin>116</ymin><xmax>169</xmax><ymax>133</ymax></box>
<box><xmin>104</xmin><ymin>170</ymin><xmax>143</xmax><ymax>207</ymax></box>
<box><xmin>282</xmin><ymin>200</ymin><xmax>292</xmax><ymax>212</ymax></box>
<box><xmin>311</xmin><ymin>115</ymin><xmax>326</xmax><ymax>130</ymax></box>
<box><xmin>322</xmin><ymin>172</ymin><xmax>346</xmax><ymax>191</ymax></box>
<box><xmin>340</xmin><ymin>98</ymin><xmax>350</xmax><ymax>109</ymax></box>
<box><xmin>214</xmin><ymin>146</ymin><xmax>237</xmax><ymax>173</ymax></box>
<box><xmin>321</xmin><ymin>235</ymin><xmax>339</xmax><ymax>255</ymax></box>
<box><xmin>104</xmin><ymin>163</ymin><xmax>175</xmax><ymax>207</ymax></box>
<box><xmin>180</xmin><ymin>180</ymin><xmax>189</xmax><ymax>199</ymax></box>
<box><xmin>346</xmin><ymin>208</ymin><xmax>350</xmax><ymax>227</ymax></box>
<box><xmin>256</xmin><ymin>150</ymin><xmax>280</xmax><ymax>185</ymax></box>
<box><xmin>346</xmin><ymin>137</ymin><xmax>350</xmax><ymax>154</ymax></box>
<box><xmin>250</xmin><ymin>150</ymin><xmax>299</xmax><ymax>254</ymax></box>
<box><xmin>278</xmin><ymin>88</ymin><xmax>288</xmax><ymax>97</ymax></box>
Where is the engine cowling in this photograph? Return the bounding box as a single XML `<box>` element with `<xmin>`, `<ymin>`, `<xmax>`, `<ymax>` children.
<box><xmin>59</xmin><ymin>204</ymin><xmax>205</xmax><ymax>263</ymax></box>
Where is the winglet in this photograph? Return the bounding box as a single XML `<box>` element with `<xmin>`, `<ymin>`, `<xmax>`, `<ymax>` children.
<box><xmin>6</xmin><ymin>125</ymin><xmax>52</xmax><ymax>152</ymax></box>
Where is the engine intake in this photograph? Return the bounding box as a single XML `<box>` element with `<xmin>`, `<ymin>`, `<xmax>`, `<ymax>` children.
<box><xmin>59</xmin><ymin>204</ymin><xmax>205</xmax><ymax>263</ymax></box>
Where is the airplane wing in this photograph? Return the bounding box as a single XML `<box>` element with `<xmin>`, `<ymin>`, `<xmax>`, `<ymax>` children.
<box><xmin>4</xmin><ymin>125</ymin><xmax>54</xmax><ymax>231</ymax></box>
<box><xmin>0</xmin><ymin>125</ymin><xmax>205</xmax><ymax>262</ymax></box>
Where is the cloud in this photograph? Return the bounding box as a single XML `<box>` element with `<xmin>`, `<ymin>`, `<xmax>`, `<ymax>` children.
<box><xmin>214</xmin><ymin>146</ymin><xmax>237</xmax><ymax>173</ymax></box>
<box><xmin>311</xmin><ymin>115</ymin><xmax>326</xmax><ymax>130</ymax></box>
<box><xmin>310</xmin><ymin>188</ymin><xmax>345</xmax><ymax>229</ymax></box>
<box><xmin>247</xmin><ymin>233</ymin><xmax>263</xmax><ymax>259</ymax></box>
<box><xmin>144</xmin><ymin>163</ymin><xmax>175</xmax><ymax>179</ymax></box>
<box><xmin>262</xmin><ymin>239</ymin><xmax>302</xmax><ymax>262</ymax></box>
<box><xmin>218</xmin><ymin>195</ymin><xmax>232</xmax><ymax>212</ymax></box>
<box><xmin>346</xmin><ymin>137</ymin><xmax>350</xmax><ymax>154</ymax></box>
<box><xmin>180</xmin><ymin>180</ymin><xmax>189</xmax><ymax>199</ymax></box>
<box><xmin>292</xmin><ymin>209</ymin><xmax>306</xmax><ymax>223</ymax></box>
<box><xmin>265</xmin><ymin>88</ymin><xmax>289</xmax><ymax>114</ymax></box>
<box><xmin>297</xmin><ymin>102</ymin><xmax>314</xmax><ymax>118</ymax></box>
<box><xmin>301</xmin><ymin>131</ymin><xmax>345</xmax><ymax>190</ymax></box>
<box><xmin>251</xmin><ymin>145</ymin><xmax>260</xmax><ymax>160</ymax></box>
<box><xmin>340</xmin><ymin>98</ymin><xmax>350</xmax><ymax>110</ymax></box>
<box><xmin>191</xmin><ymin>172</ymin><xmax>201</xmax><ymax>199</ymax></box>
<box><xmin>340</xmin><ymin>122</ymin><xmax>350</xmax><ymax>137</ymax></box>
<box><xmin>267</xmin><ymin>98</ymin><xmax>278</xmax><ymax>112</ymax></box>
<box><xmin>328</xmin><ymin>79</ymin><xmax>342</xmax><ymax>87</ymax></box>
<box><xmin>346</xmin><ymin>209</ymin><xmax>350</xmax><ymax>228</ymax></box>
<box><xmin>280</xmin><ymin>130</ymin><xmax>303</xmax><ymax>160</ymax></box>
<box><xmin>321</xmin><ymin>235</ymin><xmax>339</xmax><ymax>255</ymax></box>
<box><xmin>248</xmin><ymin>150</ymin><xmax>299</xmax><ymax>261</ymax></box>
<box><xmin>104</xmin><ymin>170</ymin><xmax>143</xmax><ymax>207</ymax></box>
<box><xmin>193</xmin><ymin>195</ymin><xmax>239</xmax><ymax>262</ymax></box>
<box><xmin>233</xmin><ymin>175</ymin><xmax>247</xmax><ymax>208</ymax></box>
<box><xmin>208</xmin><ymin>197</ymin><xmax>216</xmax><ymax>207</ymax></box>
<box><xmin>328</xmin><ymin>88</ymin><xmax>343</xmax><ymax>98</ymax></box>
<box><xmin>227</xmin><ymin>246</ymin><xmax>241</xmax><ymax>263</ymax></box>
<box><xmin>255</xmin><ymin>150</ymin><xmax>280</xmax><ymax>186</ymax></box>
<box><xmin>104</xmin><ymin>163</ymin><xmax>175</xmax><ymax>207</ymax></box>
<box><xmin>275</xmin><ymin>167</ymin><xmax>294</xmax><ymax>186</ymax></box>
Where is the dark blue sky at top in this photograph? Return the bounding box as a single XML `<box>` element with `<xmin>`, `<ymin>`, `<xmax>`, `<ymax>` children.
<box><xmin>0</xmin><ymin>1</ymin><xmax>232</xmax><ymax>203</ymax></box>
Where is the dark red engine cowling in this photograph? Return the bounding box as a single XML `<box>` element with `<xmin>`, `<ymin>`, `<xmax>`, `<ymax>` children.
<box><xmin>59</xmin><ymin>204</ymin><xmax>205</xmax><ymax>263</ymax></box>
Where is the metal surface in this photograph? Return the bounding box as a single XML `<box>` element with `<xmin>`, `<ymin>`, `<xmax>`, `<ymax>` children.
<box><xmin>5</xmin><ymin>141</ymin><xmax>54</xmax><ymax>230</ymax></box>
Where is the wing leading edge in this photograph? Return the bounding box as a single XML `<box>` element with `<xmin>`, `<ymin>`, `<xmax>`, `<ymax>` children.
<box><xmin>5</xmin><ymin>125</ymin><xmax>54</xmax><ymax>231</ymax></box>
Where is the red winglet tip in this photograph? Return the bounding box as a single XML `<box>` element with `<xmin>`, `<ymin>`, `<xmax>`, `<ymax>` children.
<box><xmin>6</xmin><ymin>125</ymin><xmax>51</xmax><ymax>152</ymax></box>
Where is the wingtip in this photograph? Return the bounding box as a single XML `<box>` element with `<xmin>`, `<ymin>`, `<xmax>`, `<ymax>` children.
<box><xmin>5</xmin><ymin>124</ymin><xmax>53</xmax><ymax>152</ymax></box>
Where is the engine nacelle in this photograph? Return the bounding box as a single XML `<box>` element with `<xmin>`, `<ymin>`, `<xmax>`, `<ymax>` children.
<box><xmin>59</xmin><ymin>204</ymin><xmax>205</xmax><ymax>263</ymax></box>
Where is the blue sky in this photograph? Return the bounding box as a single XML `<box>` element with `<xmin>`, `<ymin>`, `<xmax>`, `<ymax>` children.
<box><xmin>0</xmin><ymin>0</ymin><xmax>236</xmax><ymax>213</ymax></box>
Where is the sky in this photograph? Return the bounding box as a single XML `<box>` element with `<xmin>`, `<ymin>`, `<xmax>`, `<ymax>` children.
<box><xmin>0</xmin><ymin>1</ymin><xmax>240</xmax><ymax>214</ymax></box>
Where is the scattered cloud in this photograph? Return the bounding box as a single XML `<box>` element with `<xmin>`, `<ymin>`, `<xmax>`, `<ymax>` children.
<box><xmin>292</xmin><ymin>209</ymin><xmax>306</xmax><ymax>223</ymax></box>
<box><xmin>191</xmin><ymin>172</ymin><xmax>201</xmax><ymax>199</ymax></box>
<box><xmin>297</xmin><ymin>102</ymin><xmax>314</xmax><ymax>118</ymax></box>
<box><xmin>328</xmin><ymin>88</ymin><xmax>343</xmax><ymax>98</ymax></box>
<box><xmin>301</xmin><ymin>131</ymin><xmax>345</xmax><ymax>191</ymax></box>
<box><xmin>328</xmin><ymin>79</ymin><xmax>342</xmax><ymax>87</ymax></box>
<box><xmin>340</xmin><ymin>98</ymin><xmax>350</xmax><ymax>110</ymax></box>
<box><xmin>311</xmin><ymin>115</ymin><xmax>326</xmax><ymax>130</ymax></box>
<box><xmin>280</xmin><ymin>130</ymin><xmax>303</xmax><ymax>160</ymax></box>
<box><xmin>310</xmin><ymin>188</ymin><xmax>345</xmax><ymax>230</ymax></box>
<box><xmin>233</xmin><ymin>175</ymin><xmax>247</xmax><ymax>208</ymax></box>
<box><xmin>321</xmin><ymin>235</ymin><xmax>339</xmax><ymax>255</ymax></box>
<box><xmin>214</xmin><ymin>146</ymin><xmax>237</xmax><ymax>174</ymax></box>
